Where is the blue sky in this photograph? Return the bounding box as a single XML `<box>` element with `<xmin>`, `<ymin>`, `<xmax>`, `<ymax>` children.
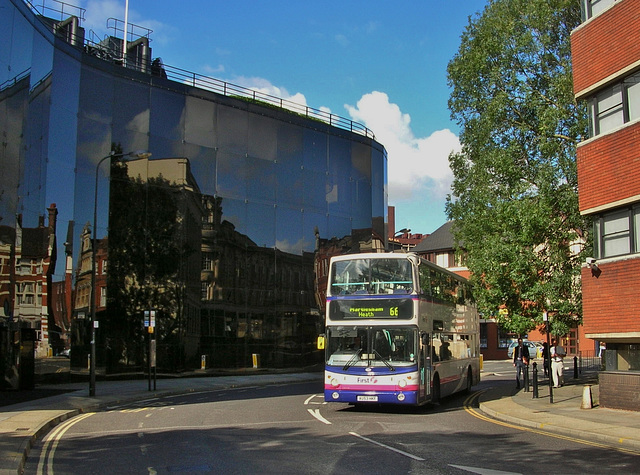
<box><xmin>79</xmin><ymin>0</ymin><xmax>488</xmax><ymax>235</ymax></box>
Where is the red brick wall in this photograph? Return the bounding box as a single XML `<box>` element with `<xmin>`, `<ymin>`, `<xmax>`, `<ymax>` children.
<box><xmin>581</xmin><ymin>259</ymin><xmax>640</xmax><ymax>335</ymax></box>
<box><xmin>572</xmin><ymin>0</ymin><xmax>640</xmax><ymax>96</ymax></box>
<box><xmin>577</xmin><ymin>122</ymin><xmax>640</xmax><ymax>212</ymax></box>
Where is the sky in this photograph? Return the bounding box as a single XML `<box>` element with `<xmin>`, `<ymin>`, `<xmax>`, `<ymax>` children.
<box><xmin>77</xmin><ymin>0</ymin><xmax>489</xmax><ymax>235</ymax></box>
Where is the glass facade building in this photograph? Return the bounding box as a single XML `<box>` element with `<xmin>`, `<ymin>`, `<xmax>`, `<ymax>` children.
<box><xmin>0</xmin><ymin>0</ymin><xmax>387</xmax><ymax>382</ymax></box>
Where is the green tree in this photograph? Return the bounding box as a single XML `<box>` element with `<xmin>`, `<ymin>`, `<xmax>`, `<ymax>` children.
<box><xmin>446</xmin><ymin>0</ymin><xmax>589</xmax><ymax>337</ymax></box>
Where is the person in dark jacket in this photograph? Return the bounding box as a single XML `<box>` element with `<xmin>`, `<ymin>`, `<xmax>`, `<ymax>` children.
<box><xmin>541</xmin><ymin>342</ymin><xmax>550</xmax><ymax>377</ymax></box>
<box><xmin>513</xmin><ymin>338</ymin><xmax>530</xmax><ymax>389</ymax></box>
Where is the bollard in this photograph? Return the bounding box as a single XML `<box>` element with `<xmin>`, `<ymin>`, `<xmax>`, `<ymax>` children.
<box><xmin>524</xmin><ymin>363</ymin><xmax>530</xmax><ymax>392</ymax></box>
<box><xmin>532</xmin><ymin>362</ymin><xmax>539</xmax><ymax>398</ymax></box>
<box><xmin>573</xmin><ymin>355</ymin><xmax>578</xmax><ymax>379</ymax></box>
<box><xmin>581</xmin><ymin>385</ymin><xmax>593</xmax><ymax>409</ymax></box>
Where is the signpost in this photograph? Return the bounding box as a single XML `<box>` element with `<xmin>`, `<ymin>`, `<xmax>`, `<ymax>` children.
<box><xmin>144</xmin><ymin>310</ymin><xmax>157</xmax><ymax>391</ymax></box>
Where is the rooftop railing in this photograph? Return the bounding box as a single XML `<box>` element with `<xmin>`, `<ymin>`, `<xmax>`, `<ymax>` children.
<box><xmin>162</xmin><ymin>64</ymin><xmax>374</xmax><ymax>139</ymax></box>
<box><xmin>23</xmin><ymin>0</ymin><xmax>375</xmax><ymax>140</ymax></box>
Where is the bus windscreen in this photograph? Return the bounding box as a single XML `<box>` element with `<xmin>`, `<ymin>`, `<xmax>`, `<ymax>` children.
<box><xmin>329</xmin><ymin>258</ymin><xmax>413</xmax><ymax>296</ymax></box>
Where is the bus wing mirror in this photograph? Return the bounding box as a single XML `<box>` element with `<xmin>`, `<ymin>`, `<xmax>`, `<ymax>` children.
<box><xmin>317</xmin><ymin>335</ymin><xmax>326</xmax><ymax>350</ymax></box>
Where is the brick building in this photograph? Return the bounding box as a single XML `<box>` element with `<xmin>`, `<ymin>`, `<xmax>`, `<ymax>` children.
<box><xmin>572</xmin><ymin>0</ymin><xmax>640</xmax><ymax>410</ymax></box>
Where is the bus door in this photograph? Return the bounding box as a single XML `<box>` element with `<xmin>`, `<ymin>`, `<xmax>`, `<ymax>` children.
<box><xmin>419</xmin><ymin>332</ymin><xmax>431</xmax><ymax>400</ymax></box>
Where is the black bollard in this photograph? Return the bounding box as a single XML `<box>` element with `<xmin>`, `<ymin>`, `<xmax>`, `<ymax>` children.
<box><xmin>574</xmin><ymin>355</ymin><xmax>578</xmax><ymax>379</ymax></box>
<box><xmin>532</xmin><ymin>362</ymin><xmax>539</xmax><ymax>398</ymax></box>
<box><xmin>524</xmin><ymin>362</ymin><xmax>530</xmax><ymax>392</ymax></box>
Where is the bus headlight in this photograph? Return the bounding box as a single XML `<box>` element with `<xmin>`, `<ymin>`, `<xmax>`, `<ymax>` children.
<box><xmin>332</xmin><ymin>392</ymin><xmax>340</xmax><ymax>400</ymax></box>
<box><xmin>397</xmin><ymin>393</ymin><xmax>405</xmax><ymax>401</ymax></box>
<box><xmin>398</xmin><ymin>379</ymin><xmax>407</xmax><ymax>388</ymax></box>
<box><xmin>331</xmin><ymin>378</ymin><xmax>339</xmax><ymax>388</ymax></box>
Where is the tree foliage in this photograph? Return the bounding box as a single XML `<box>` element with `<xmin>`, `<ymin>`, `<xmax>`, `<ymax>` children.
<box><xmin>446</xmin><ymin>0</ymin><xmax>589</xmax><ymax>337</ymax></box>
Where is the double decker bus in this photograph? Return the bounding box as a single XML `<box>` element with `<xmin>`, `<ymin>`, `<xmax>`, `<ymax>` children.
<box><xmin>319</xmin><ymin>252</ymin><xmax>480</xmax><ymax>405</ymax></box>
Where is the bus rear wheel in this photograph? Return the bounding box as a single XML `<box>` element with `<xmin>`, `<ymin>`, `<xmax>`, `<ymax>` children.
<box><xmin>465</xmin><ymin>367</ymin><xmax>473</xmax><ymax>393</ymax></box>
<box><xmin>432</xmin><ymin>375</ymin><xmax>440</xmax><ymax>404</ymax></box>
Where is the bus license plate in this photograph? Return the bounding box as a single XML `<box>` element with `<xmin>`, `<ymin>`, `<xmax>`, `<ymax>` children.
<box><xmin>357</xmin><ymin>395</ymin><xmax>378</xmax><ymax>402</ymax></box>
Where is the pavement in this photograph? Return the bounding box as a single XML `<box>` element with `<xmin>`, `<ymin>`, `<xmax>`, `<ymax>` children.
<box><xmin>478</xmin><ymin>370</ymin><xmax>640</xmax><ymax>455</ymax></box>
<box><xmin>1</xmin><ymin>367</ymin><xmax>640</xmax><ymax>474</ymax></box>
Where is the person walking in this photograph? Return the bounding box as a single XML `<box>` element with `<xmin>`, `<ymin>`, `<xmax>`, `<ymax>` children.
<box><xmin>513</xmin><ymin>338</ymin><xmax>530</xmax><ymax>389</ymax></box>
<box><xmin>541</xmin><ymin>342</ymin><xmax>550</xmax><ymax>377</ymax></box>
<box><xmin>550</xmin><ymin>338</ymin><xmax>566</xmax><ymax>388</ymax></box>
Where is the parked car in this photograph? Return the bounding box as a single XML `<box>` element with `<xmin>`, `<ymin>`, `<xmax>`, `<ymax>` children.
<box><xmin>507</xmin><ymin>340</ymin><xmax>542</xmax><ymax>359</ymax></box>
<box><xmin>60</xmin><ymin>348</ymin><xmax>70</xmax><ymax>358</ymax></box>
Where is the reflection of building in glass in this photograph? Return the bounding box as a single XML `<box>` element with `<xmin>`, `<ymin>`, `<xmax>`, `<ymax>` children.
<box><xmin>8</xmin><ymin>205</ymin><xmax>59</xmax><ymax>359</ymax></box>
<box><xmin>200</xmin><ymin>194</ymin><xmax>321</xmax><ymax>368</ymax></box>
<box><xmin>108</xmin><ymin>156</ymin><xmax>204</xmax><ymax>370</ymax></box>
<box><xmin>49</xmin><ymin>226</ymin><xmax>73</xmax><ymax>356</ymax></box>
<box><xmin>1</xmin><ymin>0</ymin><xmax>387</xmax><ymax>375</ymax></box>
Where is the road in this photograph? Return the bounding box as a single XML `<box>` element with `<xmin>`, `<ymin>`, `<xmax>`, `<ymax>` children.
<box><xmin>24</xmin><ymin>361</ymin><xmax>639</xmax><ymax>474</ymax></box>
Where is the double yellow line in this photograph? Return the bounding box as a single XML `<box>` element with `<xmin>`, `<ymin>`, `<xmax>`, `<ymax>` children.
<box><xmin>463</xmin><ymin>390</ymin><xmax>639</xmax><ymax>455</ymax></box>
<box><xmin>36</xmin><ymin>412</ymin><xmax>95</xmax><ymax>475</ymax></box>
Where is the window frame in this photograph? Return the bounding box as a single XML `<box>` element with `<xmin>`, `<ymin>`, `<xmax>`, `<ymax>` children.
<box><xmin>589</xmin><ymin>71</ymin><xmax>640</xmax><ymax>137</ymax></box>
<box><xmin>581</xmin><ymin>0</ymin><xmax>617</xmax><ymax>21</ymax></box>
<box><xmin>594</xmin><ymin>205</ymin><xmax>640</xmax><ymax>258</ymax></box>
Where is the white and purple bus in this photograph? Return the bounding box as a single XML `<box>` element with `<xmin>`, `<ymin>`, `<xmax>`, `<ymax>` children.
<box><xmin>320</xmin><ymin>252</ymin><xmax>480</xmax><ymax>406</ymax></box>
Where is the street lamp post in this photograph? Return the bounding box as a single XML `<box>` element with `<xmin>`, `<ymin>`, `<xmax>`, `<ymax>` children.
<box><xmin>544</xmin><ymin>311</ymin><xmax>553</xmax><ymax>404</ymax></box>
<box><xmin>90</xmin><ymin>150</ymin><xmax>150</xmax><ymax>396</ymax></box>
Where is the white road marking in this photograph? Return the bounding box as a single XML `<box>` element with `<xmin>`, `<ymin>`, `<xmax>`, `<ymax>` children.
<box><xmin>307</xmin><ymin>408</ymin><xmax>332</xmax><ymax>425</ymax></box>
<box><xmin>349</xmin><ymin>432</ymin><xmax>425</xmax><ymax>461</ymax></box>
<box><xmin>449</xmin><ymin>464</ymin><xmax>521</xmax><ymax>474</ymax></box>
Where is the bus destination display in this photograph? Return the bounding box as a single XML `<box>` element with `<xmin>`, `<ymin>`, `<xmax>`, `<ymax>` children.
<box><xmin>329</xmin><ymin>298</ymin><xmax>414</xmax><ymax>320</ymax></box>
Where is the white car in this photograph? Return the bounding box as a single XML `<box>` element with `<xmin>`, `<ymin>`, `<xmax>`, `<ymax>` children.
<box><xmin>507</xmin><ymin>340</ymin><xmax>541</xmax><ymax>359</ymax></box>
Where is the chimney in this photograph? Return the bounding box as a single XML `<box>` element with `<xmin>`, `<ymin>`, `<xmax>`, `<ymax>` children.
<box><xmin>48</xmin><ymin>203</ymin><xmax>58</xmax><ymax>234</ymax></box>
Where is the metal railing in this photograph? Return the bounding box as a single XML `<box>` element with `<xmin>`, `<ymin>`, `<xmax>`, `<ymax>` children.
<box><xmin>25</xmin><ymin>0</ymin><xmax>85</xmax><ymax>23</ymax></box>
<box><xmin>23</xmin><ymin>0</ymin><xmax>375</xmax><ymax>140</ymax></box>
<box><xmin>0</xmin><ymin>68</ymin><xmax>31</xmax><ymax>93</ymax></box>
<box><xmin>162</xmin><ymin>64</ymin><xmax>374</xmax><ymax>139</ymax></box>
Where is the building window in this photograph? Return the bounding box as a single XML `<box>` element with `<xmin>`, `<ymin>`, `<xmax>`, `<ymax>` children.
<box><xmin>581</xmin><ymin>0</ymin><xmax>617</xmax><ymax>21</ymax></box>
<box><xmin>435</xmin><ymin>252</ymin><xmax>449</xmax><ymax>268</ymax></box>
<box><xmin>201</xmin><ymin>282</ymin><xmax>209</xmax><ymax>301</ymax></box>
<box><xmin>18</xmin><ymin>259</ymin><xmax>31</xmax><ymax>275</ymax></box>
<box><xmin>589</xmin><ymin>72</ymin><xmax>640</xmax><ymax>137</ymax></box>
<box><xmin>202</xmin><ymin>252</ymin><xmax>213</xmax><ymax>271</ymax></box>
<box><xmin>100</xmin><ymin>287</ymin><xmax>107</xmax><ymax>307</ymax></box>
<box><xmin>16</xmin><ymin>282</ymin><xmax>35</xmax><ymax>305</ymax></box>
<box><xmin>590</xmin><ymin>85</ymin><xmax>623</xmax><ymax>135</ymax></box>
<box><xmin>594</xmin><ymin>206</ymin><xmax>640</xmax><ymax>258</ymax></box>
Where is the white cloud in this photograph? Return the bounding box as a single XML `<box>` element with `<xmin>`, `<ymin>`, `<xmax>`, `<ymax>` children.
<box><xmin>82</xmin><ymin>0</ymin><xmax>176</xmax><ymax>46</ymax></box>
<box><xmin>230</xmin><ymin>76</ymin><xmax>307</xmax><ymax>105</ymax></box>
<box><xmin>334</xmin><ymin>34</ymin><xmax>349</xmax><ymax>47</ymax></box>
<box><xmin>226</xmin><ymin>76</ymin><xmax>317</xmax><ymax>117</ymax></box>
<box><xmin>344</xmin><ymin>91</ymin><xmax>460</xmax><ymax>202</ymax></box>
<box><xmin>82</xmin><ymin>0</ymin><xmax>123</xmax><ymax>31</ymax></box>
<box><xmin>202</xmin><ymin>64</ymin><xmax>226</xmax><ymax>75</ymax></box>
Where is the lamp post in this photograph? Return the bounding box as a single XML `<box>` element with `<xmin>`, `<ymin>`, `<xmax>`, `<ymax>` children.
<box><xmin>90</xmin><ymin>150</ymin><xmax>150</xmax><ymax>396</ymax></box>
<box><xmin>543</xmin><ymin>311</ymin><xmax>553</xmax><ymax>403</ymax></box>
